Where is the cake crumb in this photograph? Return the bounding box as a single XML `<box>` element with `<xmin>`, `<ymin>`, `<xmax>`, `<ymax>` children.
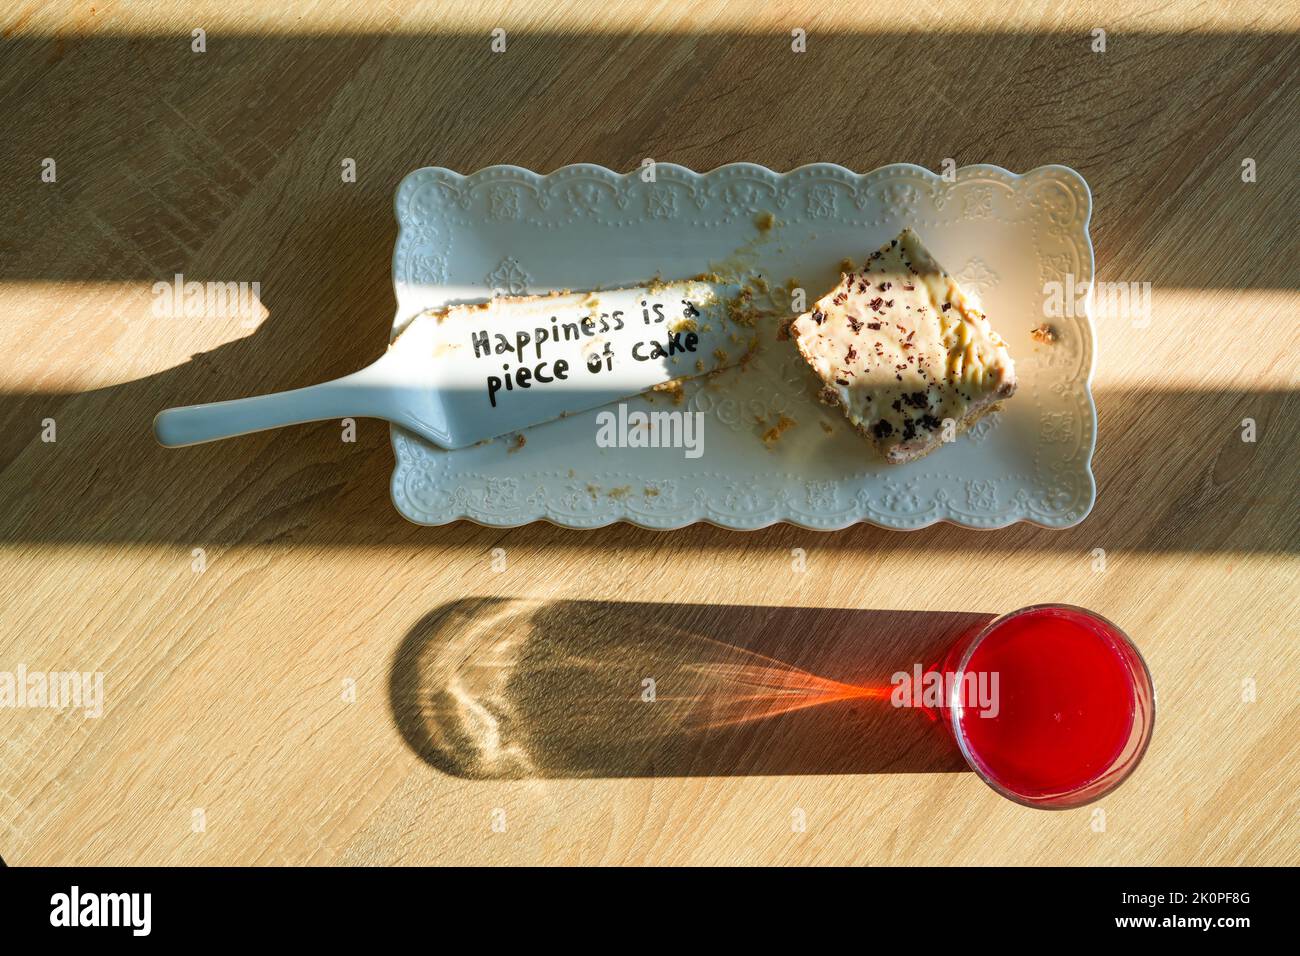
<box><xmin>754</xmin><ymin>211</ymin><xmax>775</xmax><ymax>233</ymax></box>
<box><xmin>652</xmin><ymin>379</ymin><xmax>686</xmax><ymax>404</ymax></box>
<box><xmin>819</xmin><ymin>420</ymin><xmax>835</xmax><ymax>435</ymax></box>
<box><xmin>762</xmin><ymin>414</ymin><xmax>797</xmax><ymax>446</ymax></box>
<box><xmin>1031</xmin><ymin>323</ymin><xmax>1058</xmax><ymax>344</ymax></box>
<box><xmin>508</xmin><ymin>433</ymin><xmax>526</xmax><ymax>453</ymax></box>
<box><xmin>644</xmin><ymin>486</ymin><xmax>660</xmax><ymax>498</ymax></box>
<box><xmin>608</xmin><ymin>485</ymin><xmax>631</xmax><ymax>500</ymax></box>
<box><xmin>727</xmin><ymin>287</ymin><xmax>758</xmax><ymax>326</ymax></box>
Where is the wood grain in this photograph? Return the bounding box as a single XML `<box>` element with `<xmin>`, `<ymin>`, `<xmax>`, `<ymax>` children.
<box><xmin>0</xmin><ymin>1</ymin><xmax>1296</xmax><ymax>866</ymax></box>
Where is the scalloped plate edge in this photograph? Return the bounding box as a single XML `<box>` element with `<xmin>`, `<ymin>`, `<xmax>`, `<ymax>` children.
<box><xmin>388</xmin><ymin>162</ymin><xmax>1097</xmax><ymax>532</ymax></box>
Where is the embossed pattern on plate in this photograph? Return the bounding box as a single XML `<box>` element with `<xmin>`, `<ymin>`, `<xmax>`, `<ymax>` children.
<box><xmin>390</xmin><ymin>163</ymin><xmax>1096</xmax><ymax>530</ymax></box>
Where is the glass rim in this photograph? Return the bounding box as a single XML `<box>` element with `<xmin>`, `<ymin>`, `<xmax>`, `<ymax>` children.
<box><xmin>948</xmin><ymin>602</ymin><xmax>1157</xmax><ymax>810</ymax></box>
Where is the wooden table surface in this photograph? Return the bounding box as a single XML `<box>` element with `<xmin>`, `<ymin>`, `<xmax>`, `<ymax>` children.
<box><xmin>1</xmin><ymin>1</ymin><xmax>1296</xmax><ymax>866</ymax></box>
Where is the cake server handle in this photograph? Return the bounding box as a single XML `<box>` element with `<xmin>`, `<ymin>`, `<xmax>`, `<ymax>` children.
<box><xmin>152</xmin><ymin>356</ymin><xmax>400</xmax><ymax>448</ymax></box>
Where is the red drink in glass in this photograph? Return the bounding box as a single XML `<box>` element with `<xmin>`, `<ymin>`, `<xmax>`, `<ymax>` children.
<box><xmin>936</xmin><ymin>604</ymin><xmax>1155</xmax><ymax>809</ymax></box>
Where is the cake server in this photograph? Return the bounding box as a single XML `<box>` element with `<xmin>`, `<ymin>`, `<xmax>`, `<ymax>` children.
<box><xmin>154</xmin><ymin>280</ymin><xmax>759</xmax><ymax>449</ymax></box>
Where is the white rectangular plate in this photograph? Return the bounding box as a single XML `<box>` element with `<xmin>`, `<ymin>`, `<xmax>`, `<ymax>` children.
<box><xmin>390</xmin><ymin>162</ymin><xmax>1096</xmax><ymax>530</ymax></box>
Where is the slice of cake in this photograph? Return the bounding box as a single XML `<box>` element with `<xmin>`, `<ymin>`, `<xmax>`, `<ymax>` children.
<box><xmin>788</xmin><ymin>229</ymin><xmax>1016</xmax><ymax>463</ymax></box>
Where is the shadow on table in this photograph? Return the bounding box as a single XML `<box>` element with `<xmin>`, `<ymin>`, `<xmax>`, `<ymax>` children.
<box><xmin>389</xmin><ymin>598</ymin><xmax>989</xmax><ymax>778</ymax></box>
<box><xmin>2</xmin><ymin>28</ymin><xmax>1296</xmax><ymax>290</ymax></box>
<box><xmin>0</xmin><ymin>27</ymin><xmax>1296</xmax><ymax>553</ymax></box>
<box><xmin>1</xmin><ymin>371</ymin><xmax>1294</xmax><ymax>553</ymax></box>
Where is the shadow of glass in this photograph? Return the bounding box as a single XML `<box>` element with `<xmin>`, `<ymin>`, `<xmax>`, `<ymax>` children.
<box><xmin>389</xmin><ymin>598</ymin><xmax>992</xmax><ymax>778</ymax></box>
